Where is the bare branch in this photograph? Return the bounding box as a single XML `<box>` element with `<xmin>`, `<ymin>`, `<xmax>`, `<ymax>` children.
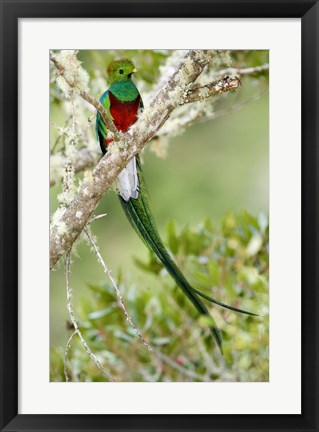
<box><xmin>50</xmin><ymin>114</ymin><xmax>72</xmax><ymax>155</ymax></box>
<box><xmin>88</xmin><ymin>213</ymin><xmax>108</xmax><ymax>224</ymax></box>
<box><xmin>65</xmin><ymin>255</ymin><xmax>116</xmax><ymax>382</ymax></box>
<box><xmin>64</xmin><ymin>330</ymin><xmax>76</xmax><ymax>382</ymax></box>
<box><xmin>154</xmin><ymin>348</ymin><xmax>212</xmax><ymax>382</ymax></box>
<box><xmin>209</xmin><ymin>88</ymin><xmax>268</xmax><ymax>121</ymax></box>
<box><xmin>50</xmin><ymin>53</ymin><xmax>118</xmax><ymax>136</ymax></box>
<box><xmin>50</xmin><ymin>50</ymin><xmax>240</xmax><ymax>269</ymax></box>
<box><xmin>49</xmin><ymin>62</ymin><xmax>267</xmax><ymax>186</ymax></box>
<box><xmin>215</xmin><ymin>63</ymin><xmax>269</xmax><ymax>77</ymax></box>
<box><xmin>144</xmin><ymin>50</ymin><xmax>186</xmax><ymax>104</ymax></box>
<box><xmin>84</xmin><ymin>227</ymin><xmax>152</xmax><ymax>351</ymax></box>
<box><xmin>80</xmin><ymin>91</ymin><xmax>118</xmax><ymax>137</ymax></box>
<box><xmin>182</xmin><ymin>74</ymin><xmax>241</xmax><ymax>105</ymax></box>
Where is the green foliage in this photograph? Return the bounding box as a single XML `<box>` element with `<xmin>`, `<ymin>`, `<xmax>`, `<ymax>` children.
<box><xmin>50</xmin><ymin>49</ymin><xmax>269</xmax><ymax>382</ymax></box>
<box><xmin>50</xmin><ymin>212</ymin><xmax>268</xmax><ymax>382</ymax></box>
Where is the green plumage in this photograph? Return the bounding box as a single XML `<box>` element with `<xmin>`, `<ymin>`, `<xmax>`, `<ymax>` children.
<box><xmin>97</xmin><ymin>58</ymin><xmax>257</xmax><ymax>355</ymax></box>
<box><xmin>119</xmin><ymin>157</ymin><xmax>225</xmax><ymax>351</ymax></box>
<box><xmin>109</xmin><ymin>81</ymin><xmax>140</xmax><ymax>101</ymax></box>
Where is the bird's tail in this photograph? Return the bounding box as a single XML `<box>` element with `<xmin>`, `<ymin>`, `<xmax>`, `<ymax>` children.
<box><xmin>119</xmin><ymin>156</ymin><xmax>256</xmax><ymax>354</ymax></box>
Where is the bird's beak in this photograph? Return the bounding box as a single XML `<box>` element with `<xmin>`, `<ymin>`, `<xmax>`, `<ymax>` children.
<box><xmin>132</xmin><ymin>68</ymin><xmax>138</xmax><ymax>73</ymax></box>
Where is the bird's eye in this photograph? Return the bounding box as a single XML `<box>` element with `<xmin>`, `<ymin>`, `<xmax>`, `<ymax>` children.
<box><xmin>119</xmin><ymin>69</ymin><xmax>124</xmax><ymax>74</ymax></box>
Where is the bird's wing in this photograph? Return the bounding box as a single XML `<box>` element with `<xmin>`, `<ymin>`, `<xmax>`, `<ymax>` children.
<box><xmin>96</xmin><ymin>90</ymin><xmax>112</xmax><ymax>155</ymax></box>
<box><xmin>97</xmin><ymin>91</ymin><xmax>141</xmax><ymax>201</ymax></box>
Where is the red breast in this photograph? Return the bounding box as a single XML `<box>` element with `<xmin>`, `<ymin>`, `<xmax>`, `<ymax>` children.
<box><xmin>109</xmin><ymin>92</ymin><xmax>141</xmax><ymax>133</ymax></box>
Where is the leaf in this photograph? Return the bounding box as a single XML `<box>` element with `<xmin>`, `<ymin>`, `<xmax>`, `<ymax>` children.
<box><xmin>193</xmin><ymin>271</ymin><xmax>211</xmax><ymax>287</ymax></box>
<box><xmin>88</xmin><ymin>308</ymin><xmax>113</xmax><ymax>320</ymax></box>
<box><xmin>207</xmin><ymin>261</ymin><xmax>220</xmax><ymax>285</ymax></box>
<box><xmin>246</xmin><ymin>235</ymin><xmax>262</xmax><ymax>257</ymax></box>
<box><xmin>153</xmin><ymin>337</ymin><xmax>171</xmax><ymax>346</ymax></box>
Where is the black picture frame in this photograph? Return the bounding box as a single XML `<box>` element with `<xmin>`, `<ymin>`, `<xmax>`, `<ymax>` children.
<box><xmin>0</xmin><ymin>1</ymin><xmax>318</xmax><ymax>431</ymax></box>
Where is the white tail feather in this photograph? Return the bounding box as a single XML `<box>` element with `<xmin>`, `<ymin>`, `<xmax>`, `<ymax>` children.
<box><xmin>116</xmin><ymin>157</ymin><xmax>139</xmax><ymax>201</ymax></box>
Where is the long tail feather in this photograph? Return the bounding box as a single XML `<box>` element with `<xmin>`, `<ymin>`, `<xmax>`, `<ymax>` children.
<box><xmin>119</xmin><ymin>156</ymin><xmax>224</xmax><ymax>352</ymax></box>
<box><xmin>191</xmin><ymin>288</ymin><xmax>259</xmax><ymax>316</ymax></box>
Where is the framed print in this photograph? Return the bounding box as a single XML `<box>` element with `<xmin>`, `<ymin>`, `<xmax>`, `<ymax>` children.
<box><xmin>0</xmin><ymin>0</ymin><xmax>318</xmax><ymax>431</ymax></box>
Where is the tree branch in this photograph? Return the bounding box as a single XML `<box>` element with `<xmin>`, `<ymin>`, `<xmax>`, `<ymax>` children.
<box><xmin>49</xmin><ymin>73</ymin><xmax>237</xmax><ymax>187</ymax></box>
<box><xmin>65</xmin><ymin>255</ymin><xmax>116</xmax><ymax>382</ymax></box>
<box><xmin>50</xmin><ymin>50</ymin><xmax>240</xmax><ymax>269</ymax></box>
<box><xmin>84</xmin><ymin>227</ymin><xmax>152</xmax><ymax>351</ymax></box>
<box><xmin>49</xmin><ymin>63</ymin><xmax>268</xmax><ymax>187</ymax></box>
<box><xmin>182</xmin><ymin>74</ymin><xmax>241</xmax><ymax>105</ymax></box>
<box><xmin>50</xmin><ymin>53</ymin><xmax>118</xmax><ymax>137</ymax></box>
<box><xmin>215</xmin><ymin>63</ymin><xmax>269</xmax><ymax>77</ymax></box>
<box><xmin>64</xmin><ymin>330</ymin><xmax>76</xmax><ymax>382</ymax></box>
<box><xmin>50</xmin><ymin>147</ymin><xmax>98</xmax><ymax>187</ymax></box>
<box><xmin>153</xmin><ymin>348</ymin><xmax>212</xmax><ymax>382</ymax></box>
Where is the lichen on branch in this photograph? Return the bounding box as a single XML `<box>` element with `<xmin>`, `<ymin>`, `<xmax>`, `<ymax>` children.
<box><xmin>50</xmin><ymin>50</ymin><xmax>242</xmax><ymax>269</ymax></box>
<box><xmin>50</xmin><ymin>51</ymin><xmax>118</xmax><ymax>136</ymax></box>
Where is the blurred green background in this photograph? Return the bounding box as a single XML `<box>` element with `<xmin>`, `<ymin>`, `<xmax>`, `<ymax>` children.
<box><xmin>50</xmin><ymin>50</ymin><xmax>269</xmax><ymax>382</ymax></box>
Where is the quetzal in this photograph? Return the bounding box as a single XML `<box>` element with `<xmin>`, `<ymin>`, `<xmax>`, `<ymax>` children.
<box><xmin>96</xmin><ymin>58</ymin><xmax>256</xmax><ymax>354</ymax></box>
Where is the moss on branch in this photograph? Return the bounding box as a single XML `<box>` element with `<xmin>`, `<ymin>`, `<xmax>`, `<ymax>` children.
<box><xmin>50</xmin><ymin>50</ymin><xmax>241</xmax><ymax>269</ymax></box>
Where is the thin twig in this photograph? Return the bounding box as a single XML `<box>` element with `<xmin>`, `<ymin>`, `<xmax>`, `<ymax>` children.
<box><xmin>88</xmin><ymin>213</ymin><xmax>108</xmax><ymax>224</ymax></box>
<box><xmin>84</xmin><ymin>227</ymin><xmax>152</xmax><ymax>352</ymax></box>
<box><xmin>50</xmin><ymin>50</ymin><xmax>237</xmax><ymax>268</ymax></box>
<box><xmin>60</xmin><ymin>95</ymin><xmax>76</xmax><ymax>203</ymax></box>
<box><xmin>50</xmin><ymin>147</ymin><xmax>98</xmax><ymax>187</ymax></box>
<box><xmin>50</xmin><ymin>114</ymin><xmax>72</xmax><ymax>155</ymax></box>
<box><xmin>50</xmin><ymin>53</ymin><xmax>118</xmax><ymax>136</ymax></box>
<box><xmin>193</xmin><ymin>88</ymin><xmax>269</xmax><ymax>127</ymax></box>
<box><xmin>154</xmin><ymin>349</ymin><xmax>211</xmax><ymax>382</ymax></box>
<box><xmin>84</xmin><ymin>225</ymin><xmax>216</xmax><ymax>381</ymax></box>
<box><xmin>64</xmin><ymin>330</ymin><xmax>76</xmax><ymax>382</ymax></box>
<box><xmin>215</xmin><ymin>63</ymin><xmax>269</xmax><ymax>77</ymax></box>
<box><xmin>183</xmin><ymin>74</ymin><xmax>241</xmax><ymax>105</ymax></box>
<box><xmin>49</xmin><ymin>60</ymin><xmax>268</xmax><ymax>186</ymax></box>
<box><xmin>65</xmin><ymin>254</ymin><xmax>116</xmax><ymax>382</ymax></box>
<box><xmin>49</xmin><ymin>88</ymin><xmax>268</xmax><ymax>186</ymax></box>
<box><xmin>211</xmin><ymin>89</ymin><xmax>268</xmax><ymax>120</ymax></box>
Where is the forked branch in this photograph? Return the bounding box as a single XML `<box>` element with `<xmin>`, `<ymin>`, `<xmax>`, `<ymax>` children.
<box><xmin>65</xmin><ymin>254</ymin><xmax>116</xmax><ymax>382</ymax></box>
<box><xmin>50</xmin><ymin>50</ymin><xmax>241</xmax><ymax>269</ymax></box>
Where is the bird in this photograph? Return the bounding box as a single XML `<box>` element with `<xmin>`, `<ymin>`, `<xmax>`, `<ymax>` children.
<box><xmin>96</xmin><ymin>58</ymin><xmax>257</xmax><ymax>354</ymax></box>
